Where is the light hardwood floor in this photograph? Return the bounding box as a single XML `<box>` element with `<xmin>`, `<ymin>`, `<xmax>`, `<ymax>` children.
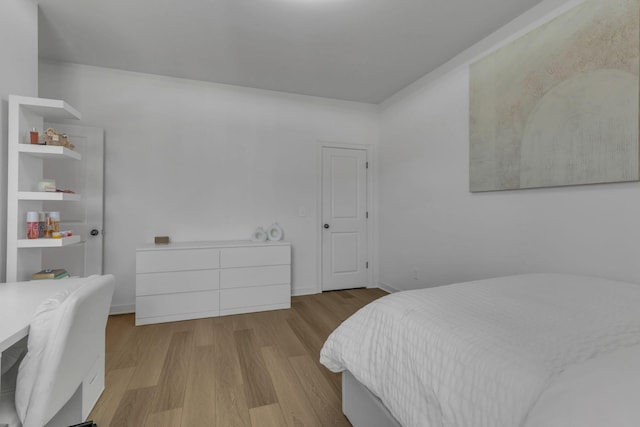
<box><xmin>89</xmin><ymin>288</ymin><xmax>388</xmax><ymax>426</ymax></box>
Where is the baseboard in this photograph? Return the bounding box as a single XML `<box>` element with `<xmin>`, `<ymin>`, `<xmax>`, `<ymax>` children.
<box><xmin>292</xmin><ymin>286</ymin><xmax>320</xmax><ymax>296</ymax></box>
<box><xmin>109</xmin><ymin>286</ymin><xmax>363</xmax><ymax>313</ymax></box>
<box><xmin>378</xmin><ymin>282</ymin><xmax>401</xmax><ymax>294</ymax></box>
<box><xmin>110</xmin><ymin>303</ymin><xmax>135</xmax><ymax>315</ymax></box>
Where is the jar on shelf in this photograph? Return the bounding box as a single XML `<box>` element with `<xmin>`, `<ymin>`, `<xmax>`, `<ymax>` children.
<box><xmin>44</xmin><ymin>214</ymin><xmax>53</xmax><ymax>238</ymax></box>
<box><xmin>29</xmin><ymin>128</ymin><xmax>38</xmax><ymax>144</ymax></box>
<box><xmin>38</xmin><ymin>211</ymin><xmax>46</xmax><ymax>238</ymax></box>
<box><xmin>49</xmin><ymin>211</ymin><xmax>60</xmax><ymax>233</ymax></box>
<box><xmin>26</xmin><ymin>211</ymin><xmax>39</xmax><ymax>239</ymax></box>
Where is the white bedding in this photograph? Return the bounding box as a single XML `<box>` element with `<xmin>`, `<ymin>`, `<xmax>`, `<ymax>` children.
<box><xmin>320</xmin><ymin>274</ymin><xmax>640</xmax><ymax>427</ymax></box>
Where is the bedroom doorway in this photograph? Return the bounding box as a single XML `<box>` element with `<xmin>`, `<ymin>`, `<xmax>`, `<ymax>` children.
<box><xmin>321</xmin><ymin>146</ymin><xmax>368</xmax><ymax>291</ymax></box>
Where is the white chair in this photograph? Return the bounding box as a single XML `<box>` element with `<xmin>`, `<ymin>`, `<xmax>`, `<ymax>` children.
<box><xmin>0</xmin><ymin>275</ymin><xmax>114</xmax><ymax>427</ymax></box>
<box><xmin>0</xmin><ymin>340</ymin><xmax>27</xmax><ymax>377</ymax></box>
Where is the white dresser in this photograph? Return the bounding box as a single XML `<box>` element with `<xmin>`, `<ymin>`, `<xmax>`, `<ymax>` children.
<box><xmin>135</xmin><ymin>240</ymin><xmax>291</xmax><ymax>325</ymax></box>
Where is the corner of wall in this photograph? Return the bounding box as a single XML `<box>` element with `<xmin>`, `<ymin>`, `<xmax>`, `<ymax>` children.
<box><xmin>378</xmin><ymin>282</ymin><xmax>401</xmax><ymax>294</ymax></box>
<box><xmin>0</xmin><ymin>0</ymin><xmax>39</xmax><ymax>281</ymax></box>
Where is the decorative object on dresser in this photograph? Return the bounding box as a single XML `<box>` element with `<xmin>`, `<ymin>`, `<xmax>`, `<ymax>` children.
<box><xmin>250</xmin><ymin>226</ymin><xmax>267</xmax><ymax>242</ymax></box>
<box><xmin>266</xmin><ymin>222</ymin><xmax>284</xmax><ymax>241</ymax></box>
<box><xmin>135</xmin><ymin>240</ymin><xmax>291</xmax><ymax>325</ymax></box>
<box><xmin>154</xmin><ymin>236</ymin><xmax>170</xmax><ymax>244</ymax></box>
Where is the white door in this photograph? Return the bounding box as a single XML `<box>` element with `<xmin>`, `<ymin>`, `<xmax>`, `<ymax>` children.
<box><xmin>321</xmin><ymin>147</ymin><xmax>368</xmax><ymax>291</ymax></box>
<box><xmin>42</xmin><ymin>124</ymin><xmax>104</xmax><ymax>277</ymax></box>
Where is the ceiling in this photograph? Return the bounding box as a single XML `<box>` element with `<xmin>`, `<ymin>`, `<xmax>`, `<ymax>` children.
<box><xmin>37</xmin><ymin>0</ymin><xmax>544</xmax><ymax>104</ymax></box>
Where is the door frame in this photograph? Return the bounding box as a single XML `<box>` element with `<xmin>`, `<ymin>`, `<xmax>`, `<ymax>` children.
<box><xmin>43</xmin><ymin>122</ymin><xmax>105</xmax><ymax>277</ymax></box>
<box><xmin>316</xmin><ymin>141</ymin><xmax>376</xmax><ymax>294</ymax></box>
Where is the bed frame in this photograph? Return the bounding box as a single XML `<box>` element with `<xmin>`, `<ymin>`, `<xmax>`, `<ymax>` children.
<box><xmin>342</xmin><ymin>371</ymin><xmax>402</xmax><ymax>427</ymax></box>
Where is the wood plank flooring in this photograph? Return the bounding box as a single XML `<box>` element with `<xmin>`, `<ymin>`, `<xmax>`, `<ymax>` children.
<box><xmin>89</xmin><ymin>288</ymin><xmax>388</xmax><ymax>426</ymax></box>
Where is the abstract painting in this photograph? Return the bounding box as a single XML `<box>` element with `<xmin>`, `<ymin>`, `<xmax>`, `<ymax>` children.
<box><xmin>470</xmin><ymin>0</ymin><xmax>639</xmax><ymax>192</ymax></box>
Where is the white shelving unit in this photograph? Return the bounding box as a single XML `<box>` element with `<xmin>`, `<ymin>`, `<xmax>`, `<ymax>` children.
<box><xmin>18</xmin><ymin>192</ymin><xmax>82</xmax><ymax>201</ymax></box>
<box><xmin>17</xmin><ymin>235</ymin><xmax>81</xmax><ymax>248</ymax></box>
<box><xmin>6</xmin><ymin>95</ymin><xmax>82</xmax><ymax>282</ymax></box>
<box><xmin>18</xmin><ymin>144</ymin><xmax>82</xmax><ymax>160</ymax></box>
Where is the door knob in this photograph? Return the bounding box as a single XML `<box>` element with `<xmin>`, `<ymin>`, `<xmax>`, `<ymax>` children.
<box><xmin>90</xmin><ymin>229</ymin><xmax>100</xmax><ymax>236</ymax></box>
<box><xmin>324</xmin><ymin>224</ymin><xmax>330</xmax><ymax>229</ymax></box>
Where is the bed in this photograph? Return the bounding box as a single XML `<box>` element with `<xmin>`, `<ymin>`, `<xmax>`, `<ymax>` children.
<box><xmin>320</xmin><ymin>274</ymin><xmax>640</xmax><ymax>427</ymax></box>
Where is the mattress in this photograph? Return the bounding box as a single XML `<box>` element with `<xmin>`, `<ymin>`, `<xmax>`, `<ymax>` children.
<box><xmin>320</xmin><ymin>274</ymin><xmax>640</xmax><ymax>427</ymax></box>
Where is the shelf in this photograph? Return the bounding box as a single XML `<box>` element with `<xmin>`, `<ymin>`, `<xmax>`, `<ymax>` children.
<box><xmin>18</xmin><ymin>192</ymin><xmax>81</xmax><ymax>201</ymax></box>
<box><xmin>17</xmin><ymin>144</ymin><xmax>82</xmax><ymax>160</ymax></box>
<box><xmin>6</xmin><ymin>96</ymin><xmax>86</xmax><ymax>282</ymax></box>
<box><xmin>17</xmin><ymin>235</ymin><xmax>81</xmax><ymax>248</ymax></box>
<box><xmin>10</xmin><ymin>95</ymin><xmax>81</xmax><ymax>121</ymax></box>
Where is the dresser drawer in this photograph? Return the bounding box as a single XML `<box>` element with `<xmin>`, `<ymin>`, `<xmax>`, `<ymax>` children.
<box><xmin>136</xmin><ymin>248</ymin><xmax>220</xmax><ymax>273</ymax></box>
<box><xmin>136</xmin><ymin>290</ymin><xmax>220</xmax><ymax>319</ymax></box>
<box><xmin>220</xmin><ymin>265</ymin><xmax>290</xmax><ymax>289</ymax></box>
<box><xmin>220</xmin><ymin>245</ymin><xmax>290</xmax><ymax>268</ymax></box>
<box><xmin>220</xmin><ymin>283</ymin><xmax>290</xmax><ymax>314</ymax></box>
<box><xmin>137</xmin><ymin>270</ymin><xmax>220</xmax><ymax>296</ymax></box>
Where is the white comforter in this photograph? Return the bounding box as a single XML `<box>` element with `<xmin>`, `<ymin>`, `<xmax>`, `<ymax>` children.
<box><xmin>320</xmin><ymin>274</ymin><xmax>640</xmax><ymax>427</ymax></box>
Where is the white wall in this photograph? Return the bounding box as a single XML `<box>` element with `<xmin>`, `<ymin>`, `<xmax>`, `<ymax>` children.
<box><xmin>0</xmin><ymin>0</ymin><xmax>39</xmax><ymax>282</ymax></box>
<box><xmin>39</xmin><ymin>62</ymin><xmax>379</xmax><ymax>311</ymax></box>
<box><xmin>378</xmin><ymin>0</ymin><xmax>640</xmax><ymax>292</ymax></box>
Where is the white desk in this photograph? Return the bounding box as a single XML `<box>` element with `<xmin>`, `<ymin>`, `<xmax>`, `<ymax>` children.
<box><xmin>0</xmin><ymin>278</ymin><xmax>82</xmax><ymax>354</ymax></box>
<box><xmin>0</xmin><ymin>277</ymin><xmax>102</xmax><ymax>422</ymax></box>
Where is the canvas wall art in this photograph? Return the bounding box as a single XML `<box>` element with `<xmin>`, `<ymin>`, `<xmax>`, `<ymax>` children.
<box><xmin>469</xmin><ymin>0</ymin><xmax>639</xmax><ymax>192</ymax></box>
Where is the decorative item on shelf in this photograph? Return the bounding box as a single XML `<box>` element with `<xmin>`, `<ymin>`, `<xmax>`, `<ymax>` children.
<box><xmin>32</xmin><ymin>268</ymin><xmax>69</xmax><ymax>280</ymax></box>
<box><xmin>43</xmin><ymin>128</ymin><xmax>75</xmax><ymax>150</ymax></box>
<box><xmin>251</xmin><ymin>227</ymin><xmax>267</xmax><ymax>242</ymax></box>
<box><xmin>154</xmin><ymin>236</ymin><xmax>170</xmax><ymax>244</ymax></box>
<box><xmin>38</xmin><ymin>211</ymin><xmax>45</xmax><ymax>238</ymax></box>
<box><xmin>29</xmin><ymin>128</ymin><xmax>39</xmax><ymax>144</ymax></box>
<box><xmin>52</xmin><ymin>230</ymin><xmax>73</xmax><ymax>238</ymax></box>
<box><xmin>43</xmin><ymin>128</ymin><xmax>59</xmax><ymax>145</ymax></box>
<box><xmin>266</xmin><ymin>222</ymin><xmax>284</xmax><ymax>241</ymax></box>
<box><xmin>28</xmin><ymin>210</ymin><xmax>69</xmax><ymax>239</ymax></box>
<box><xmin>44</xmin><ymin>214</ymin><xmax>53</xmax><ymax>238</ymax></box>
<box><xmin>37</xmin><ymin>179</ymin><xmax>56</xmax><ymax>192</ymax></box>
<box><xmin>50</xmin><ymin>211</ymin><xmax>60</xmax><ymax>233</ymax></box>
<box><xmin>26</xmin><ymin>211</ymin><xmax>39</xmax><ymax>239</ymax></box>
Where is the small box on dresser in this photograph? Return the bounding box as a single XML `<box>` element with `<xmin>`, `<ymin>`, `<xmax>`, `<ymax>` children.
<box><xmin>135</xmin><ymin>240</ymin><xmax>291</xmax><ymax>325</ymax></box>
